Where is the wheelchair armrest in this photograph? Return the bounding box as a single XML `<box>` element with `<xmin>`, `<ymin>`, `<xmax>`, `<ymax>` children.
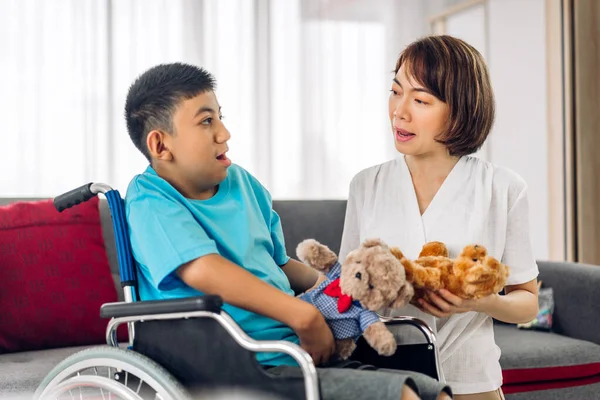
<box><xmin>379</xmin><ymin>315</ymin><xmax>437</xmax><ymax>346</ymax></box>
<box><xmin>100</xmin><ymin>295</ymin><xmax>223</xmax><ymax>318</ymax></box>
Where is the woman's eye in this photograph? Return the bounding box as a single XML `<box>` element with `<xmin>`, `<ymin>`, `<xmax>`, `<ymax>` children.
<box><xmin>414</xmin><ymin>99</ymin><xmax>427</xmax><ymax>105</ymax></box>
<box><xmin>201</xmin><ymin>117</ymin><xmax>213</xmax><ymax>125</ymax></box>
<box><xmin>390</xmin><ymin>89</ymin><xmax>398</xmax><ymax>96</ymax></box>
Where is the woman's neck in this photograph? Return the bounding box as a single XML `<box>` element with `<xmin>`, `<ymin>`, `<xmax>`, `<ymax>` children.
<box><xmin>404</xmin><ymin>152</ymin><xmax>461</xmax><ymax>182</ymax></box>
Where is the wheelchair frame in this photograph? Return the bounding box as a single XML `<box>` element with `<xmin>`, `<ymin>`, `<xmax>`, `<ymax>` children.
<box><xmin>35</xmin><ymin>182</ymin><xmax>442</xmax><ymax>400</ymax></box>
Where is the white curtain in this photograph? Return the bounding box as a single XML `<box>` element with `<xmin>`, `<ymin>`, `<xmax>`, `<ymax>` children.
<box><xmin>1</xmin><ymin>0</ymin><xmax>396</xmax><ymax>199</ymax></box>
<box><xmin>1</xmin><ymin>0</ymin><xmax>110</xmax><ymax>197</ymax></box>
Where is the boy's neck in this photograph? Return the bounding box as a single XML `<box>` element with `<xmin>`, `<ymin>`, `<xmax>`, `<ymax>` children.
<box><xmin>152</xmin><ymin>163</ymin><xmax>218</xmax><ymax>200</ymax></box>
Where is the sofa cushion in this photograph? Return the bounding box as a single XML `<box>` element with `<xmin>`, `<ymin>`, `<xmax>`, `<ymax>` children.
<box><xmin>495</xmin><ymin>324</ymin><xmax>600</xmax><ymax>393</ymax></box>
<box><xmin>0</xmin><ymin>345</ymin><xmax>92</xmax><ymax>398</ymax></box>
<box><xmin>0</xmin><ymin>197</ymin><xmax>119</xmax><ymax>353</ymax></box>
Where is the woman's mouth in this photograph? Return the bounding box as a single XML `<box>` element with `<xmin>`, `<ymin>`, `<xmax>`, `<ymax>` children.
<box><xmin>395</xmin><ymin>128</ymin><xmax>416</xmax><ymax>143</ymax></box>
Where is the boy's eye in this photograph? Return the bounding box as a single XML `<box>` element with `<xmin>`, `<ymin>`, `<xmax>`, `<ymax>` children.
<box><xmin>201</xmin><ymin>117</ymin><xmax>213</xmax><ymax>125</ymax></box>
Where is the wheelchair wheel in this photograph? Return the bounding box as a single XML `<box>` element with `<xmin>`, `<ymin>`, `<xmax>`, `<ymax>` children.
<box><xmin>34</xmin><ymin>345</ymin><xmax>190</xmax><ymax>400</ymax></box>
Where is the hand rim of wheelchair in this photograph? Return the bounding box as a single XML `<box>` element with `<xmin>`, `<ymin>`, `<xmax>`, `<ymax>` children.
<box><xmin>105</xmin><ymin>308</ymin><xmax>320</xmax><ymax>400</ymax></box>
<box><xmin>40</xmin><ymin>375</ymin><xmax>144</xmax><ymax>400</ymax></box>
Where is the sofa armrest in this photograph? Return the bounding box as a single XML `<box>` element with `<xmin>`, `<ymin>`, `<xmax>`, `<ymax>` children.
<box><xmin>100</xmin><ymin>295</ymin><xmax>223</xmax><ymax>318</ymax></box>
<box><xmin>537</xmin><ymin>260</ymin><xmax>600</xmax><ymax>344</ymax></box>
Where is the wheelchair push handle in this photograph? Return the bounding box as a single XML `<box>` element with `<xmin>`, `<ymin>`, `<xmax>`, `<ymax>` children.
<box><xmin>54</xmin><ymin>182</ymin><xmax>114</xmax><ymax>212</ymax></box>
<box><xmin>54</xmin><ymin>183</ymin><xmax>95</xmax><ymax>212</ymax></box>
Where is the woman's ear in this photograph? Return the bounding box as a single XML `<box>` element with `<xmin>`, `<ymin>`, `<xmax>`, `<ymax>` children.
<box><xmin>147</xmin><ymin>130</ymin><xmax>173</xmax><ymax>161</ymax></box>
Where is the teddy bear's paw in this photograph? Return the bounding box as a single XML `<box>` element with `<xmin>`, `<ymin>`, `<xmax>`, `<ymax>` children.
<box><xmin>336</xmin><ymin>338</ymin><xmax>356</xmax><ymax>360</ymax></box>
<box><xmin>411</xmin><ymin>266</ymin><xmax>443</xmax><ymax>290</ymax></box>
<box><xmin>295</xmin><ymin>239</ymin><xmax>338</xmax><ymax>272</ymax></box>
<box><xmin>378</xmin><ymin>336</ymin><xmax>397</xmax><ymax>356</ymax></box>
<box><xmin>364</xmin><ymin>322</ymin><xmax>397</xmax><ymax>357</ymax></box>
<box><xmin>463</xmin><ymin>283</ymin><xmax>488</xmax><ymax>299</ymax></box>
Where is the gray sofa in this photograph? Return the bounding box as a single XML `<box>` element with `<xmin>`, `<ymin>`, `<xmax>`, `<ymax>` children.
<box><xmin>1</xmin><ymin>198</ymin><xmax>600</xmax><ymax>400</ymax></box>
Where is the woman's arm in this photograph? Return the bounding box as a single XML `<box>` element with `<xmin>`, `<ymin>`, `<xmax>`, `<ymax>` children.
<box><xmin>479</xmin><ymin>279</ymin><xmax>539</xmax><ymax>323</ymax></box>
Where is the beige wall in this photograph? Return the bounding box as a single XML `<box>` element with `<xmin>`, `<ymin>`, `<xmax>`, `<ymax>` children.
<box><xmin>573</xmin><ymin>0</ymin><xmax>600</xmax><ymax>265</ymax></box>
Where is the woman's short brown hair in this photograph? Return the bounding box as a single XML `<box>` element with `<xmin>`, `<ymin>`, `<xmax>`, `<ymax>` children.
<box><xmin>395</xmin><ymin>35</ymin><xmax>495</xmax><ymax>157</ymax></box>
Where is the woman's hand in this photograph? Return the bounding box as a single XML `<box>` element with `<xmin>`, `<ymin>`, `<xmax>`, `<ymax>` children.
<box><xmin>417</xmin><ymin>289</ymin><xmax>498</xmax><ymax>318</ymax></box>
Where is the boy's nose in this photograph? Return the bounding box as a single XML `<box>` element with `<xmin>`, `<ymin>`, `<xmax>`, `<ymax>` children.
<box><xmin>218</xmin><ymin>126</ymin><xmax>231</xmax><ymax>142</ymax></box>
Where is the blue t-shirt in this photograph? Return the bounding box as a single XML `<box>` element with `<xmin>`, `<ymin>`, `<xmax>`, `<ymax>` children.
<box><xmin>125</xmin><ymin>164</ymin><xmax>298</xmax><ymax>366</ymax></box>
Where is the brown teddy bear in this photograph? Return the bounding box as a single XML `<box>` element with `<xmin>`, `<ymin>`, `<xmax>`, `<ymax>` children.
<box><xmin>297</xmin><ymin>238</ymin><xmax>414</xmax><ymax>360</ymax></box>
<box><xmin>389</xmin><ymin>241</ymin><xmax>510</xmax><ymax>302</ymax></box>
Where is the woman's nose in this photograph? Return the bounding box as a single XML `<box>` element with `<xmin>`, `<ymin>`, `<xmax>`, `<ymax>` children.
<box><xmin>394</xmin><ymin>98</ymin><xmax>409</xmax><ymax>120</ymax></box>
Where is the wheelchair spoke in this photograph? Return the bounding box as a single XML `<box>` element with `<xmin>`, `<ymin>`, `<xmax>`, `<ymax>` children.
<box><xmin>69</xmin><ymin>389</ymin><xmax>75</xmax><ymax>400</ymax></box>
<box><xmin>136</xmin><ymin>378</ymin><xmax>143</xmax><ymax>394</ymax></box>
<box><xmin>125</xmin><ymin>371</ymin><xmax>129</xmax><ymax>387</ymax></box>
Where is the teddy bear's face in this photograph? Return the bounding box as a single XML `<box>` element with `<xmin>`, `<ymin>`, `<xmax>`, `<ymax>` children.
<box><xmin>340</xmin><ymin>243</ymin><xmax>408</xmax><ymax>311</ymax></box>
<box><xmin>458</xmin><ymin>244</ymin><xmax>488</xmax><ymax>262</ymax></box>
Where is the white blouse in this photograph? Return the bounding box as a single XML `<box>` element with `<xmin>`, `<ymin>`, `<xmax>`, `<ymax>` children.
<box><xmin>339</xmin><ymin>155</ymin><xmax>539</xmax><ymax>394</ymax></box>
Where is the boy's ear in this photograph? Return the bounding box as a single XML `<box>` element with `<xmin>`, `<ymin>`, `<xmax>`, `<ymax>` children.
<box><xmin>147</xmin><ymin>130</ymin><xmax>173</xmax><ymax>161</ymax></box>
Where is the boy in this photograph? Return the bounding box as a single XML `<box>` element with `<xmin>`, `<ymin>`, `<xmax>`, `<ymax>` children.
<box><xmin>124</xmin><ymin>62</ymin><xmax>451</xmax><ymax>400</ymax></box>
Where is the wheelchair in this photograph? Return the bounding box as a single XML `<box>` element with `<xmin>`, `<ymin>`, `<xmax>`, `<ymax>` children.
<box><xmin>33</xmin><ymin>182</ymin><xmax>443</xmax><ymax>400</ymax></box>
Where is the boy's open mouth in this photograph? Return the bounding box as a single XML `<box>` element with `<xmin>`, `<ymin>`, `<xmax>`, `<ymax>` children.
<box><xmin>216</xmin><ymin>151</ymin><xmax>232</xmax><ymax>167</ymax></box>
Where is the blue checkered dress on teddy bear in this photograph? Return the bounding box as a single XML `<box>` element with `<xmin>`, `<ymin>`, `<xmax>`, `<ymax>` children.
<box><xmin>299</xmin><ymin>261</ymin><xmax>380</xmax><ymax>340</ymax></box>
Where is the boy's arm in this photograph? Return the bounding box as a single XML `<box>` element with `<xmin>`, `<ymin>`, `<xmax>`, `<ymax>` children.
<box><xmin>280</xmin><ymin>259</ymin><xmax>326</xmax><ymax>294</ymax></box>
<box><xmin>177</xmin><ymin>253</ymin><xmax>335</xmax><ymax>365</ymax></box>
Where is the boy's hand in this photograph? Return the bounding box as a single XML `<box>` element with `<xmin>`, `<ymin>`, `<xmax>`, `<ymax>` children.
<box><xmin>291</xmin><ymin>304</ymin><xmax>335</xmax><ymax>366</ymax></box>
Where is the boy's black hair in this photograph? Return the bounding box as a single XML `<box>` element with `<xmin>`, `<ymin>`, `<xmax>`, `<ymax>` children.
<box><xmin>124</xmin><ymin>63</ymin><xmax>216</xmax><ymax>161</ymax></box>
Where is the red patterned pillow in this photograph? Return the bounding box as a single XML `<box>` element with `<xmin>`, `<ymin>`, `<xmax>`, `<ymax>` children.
<box><xmin>0</xmin><ymin>196</ymin><xmax>119</xmax><ymax>353</ymax></box>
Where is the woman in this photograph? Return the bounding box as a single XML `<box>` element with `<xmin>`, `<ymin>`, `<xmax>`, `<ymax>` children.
<box><xmin>339</xmin><ymin>35</ymin><xmax>539</xmax><ymax>400</ymax></box>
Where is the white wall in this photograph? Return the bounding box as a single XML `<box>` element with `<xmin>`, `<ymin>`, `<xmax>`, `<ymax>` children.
<box><xmin>486</xmin><ymin>0</ymin><xmax>549</xmax><ymax>260</ymax></box>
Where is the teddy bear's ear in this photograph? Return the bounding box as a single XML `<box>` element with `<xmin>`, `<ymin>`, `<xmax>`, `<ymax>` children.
<box><xmin>362</xmin><ymin>238</ymin><xmax>388</xmax><ymax>250</ymax></box>
<box><xmin>419</xmin><ymin>241</ymin><xmax>448</xmax><ymax>258</ymax></box>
